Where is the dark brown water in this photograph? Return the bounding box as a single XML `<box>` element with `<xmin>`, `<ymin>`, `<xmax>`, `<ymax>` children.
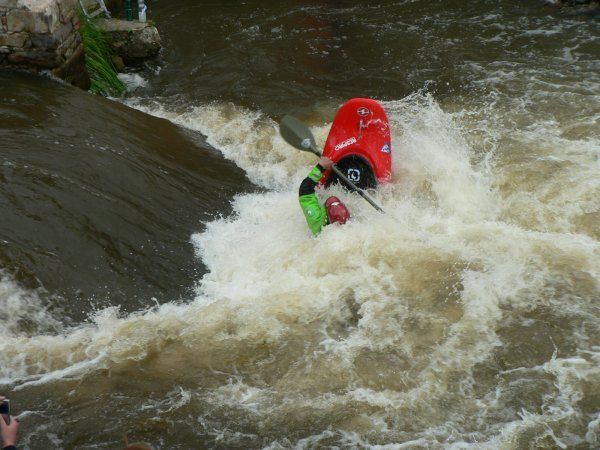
<box><xmin>1</xmin><ymin>1</ymin><xmax>599</xmax><ymax>449</ymax></box>
<box><xmin>1</xmin><ymin>71</ymin><xmax>254</xmax><ymax>320</ymax></box>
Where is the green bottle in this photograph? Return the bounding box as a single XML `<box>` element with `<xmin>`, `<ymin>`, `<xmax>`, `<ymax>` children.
<box><xmin>125</xmin><ymin>0</ymin><xmax>133</xmax><ymax>21</ymax></box>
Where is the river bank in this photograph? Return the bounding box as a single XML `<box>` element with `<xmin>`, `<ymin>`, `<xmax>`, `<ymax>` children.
<box><xmin>0</xmin><ymin>0</ymin><xmax>160</xmax><ymax>90</ymax></box>
<box><xmin>0</xmin><ymin>0</ymin><xmax>88</xmax><ymax>87</ymax></box>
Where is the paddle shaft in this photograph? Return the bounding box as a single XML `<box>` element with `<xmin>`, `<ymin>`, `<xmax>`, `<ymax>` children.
<box><xmin>308</xmin><ymin>147</ymin><xmax>385</xmax><ymax>214</ymax></box>
<box><xmin>277</xmin><ymin>115</ymin><xmax>386</xmax><ymax>214</ymax></box>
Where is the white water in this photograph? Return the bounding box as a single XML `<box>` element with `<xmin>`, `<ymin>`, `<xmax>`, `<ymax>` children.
<box><xmin>1</xmin><ymin>90</ymin><xmax>599</xmax><ymax>447</ymax></box>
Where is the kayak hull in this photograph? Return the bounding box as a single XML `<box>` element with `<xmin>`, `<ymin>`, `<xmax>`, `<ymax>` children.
<box><xmin>322</xmin><ymin>98</ymin><xmax>392</xmax><ymax>189</ymax></box>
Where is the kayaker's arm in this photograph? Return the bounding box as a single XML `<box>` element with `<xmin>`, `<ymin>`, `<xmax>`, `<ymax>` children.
<box><xmin>299</xmin><ymin>159</ymin><xmax>331</xmax><ymax>235</ymax></box>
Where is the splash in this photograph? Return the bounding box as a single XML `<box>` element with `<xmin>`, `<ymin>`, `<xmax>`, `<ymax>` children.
<box><xmin>0</xmin><ymin>272</ymin><xmax>62</xmax><ymax>338</ymax></box>
<box><xmin>1</xmin><ymin>93</ymin><xmax>599</xmax><ymax>447</ymax></box>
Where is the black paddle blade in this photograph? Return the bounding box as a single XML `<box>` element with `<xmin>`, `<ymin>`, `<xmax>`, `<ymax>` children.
<box><xmin>279</xmin><ymin>115</ymin><xmax>319</xmax><ymax>154</ymax></box>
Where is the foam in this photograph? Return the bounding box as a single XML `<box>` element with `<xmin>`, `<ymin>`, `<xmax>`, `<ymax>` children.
<box><xmin>0</xmin><ymin>272</ymin><xmax>62</xmax><ymax>338</ymax></box>
<box><xmin>1</xmin><ymin>92</ymin><xmax>598</xmax><ymax>446</ymax></box>
<box><xmin>117</xmin><ymin>73</ymin><xmax>149</xmax><ymax>91</ymax></box>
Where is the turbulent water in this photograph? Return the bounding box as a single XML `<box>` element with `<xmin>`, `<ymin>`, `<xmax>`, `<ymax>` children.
<box><xmin>1</xmin><ymin>1</ymin><xmax>599</xmax><ymax>448</ymax></box>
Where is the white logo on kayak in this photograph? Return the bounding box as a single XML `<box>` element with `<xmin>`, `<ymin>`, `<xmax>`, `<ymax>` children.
<box><xmin>334</xmin><ymin>137</ymin><xmax>357</xmax><ymax>151</ymax></box>
<box><xmin>357</xmin><ymin>107</ymin><xmax>371</xmax><ymax>117</ymax></box>
<box><xmin>381</xmin><ymin>143</ymin><xmax>390</xmax><ymax>153</ymax></box>
<box><xmin>348</xmin><ymin>168</ymin><xmax>361</xmax><ymax>182</ymax></box>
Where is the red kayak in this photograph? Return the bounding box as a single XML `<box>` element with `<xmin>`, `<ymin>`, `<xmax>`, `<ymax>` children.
<box><xmin>321</xmin><ymin>98</ymin><xmax>392</xmax><ymax>190</ymax></box>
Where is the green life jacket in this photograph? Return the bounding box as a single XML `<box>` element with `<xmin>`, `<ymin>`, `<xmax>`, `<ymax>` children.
<box><xmin>299</xmin><ymin>165</ymin><xmax>328</xmax><ymax>235</ymax></box>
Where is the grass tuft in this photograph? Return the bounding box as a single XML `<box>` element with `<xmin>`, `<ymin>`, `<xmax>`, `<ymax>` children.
<box><xmin>78</xmin><ymin>13</ymin><xmax>125</xmax><ymax>96</ymax></box>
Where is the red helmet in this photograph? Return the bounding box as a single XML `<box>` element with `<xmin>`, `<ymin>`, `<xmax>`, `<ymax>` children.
<box><xmin>325</xmin><ymin>196</ymin><xmax>350</xmax><ymax>225</ymax></box>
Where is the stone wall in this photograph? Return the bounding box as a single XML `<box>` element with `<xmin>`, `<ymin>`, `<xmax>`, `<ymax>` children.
<box><xmin>0</xmin><ymin>0</ymin><xmax>89</xmax><ymax>89</ymax></box>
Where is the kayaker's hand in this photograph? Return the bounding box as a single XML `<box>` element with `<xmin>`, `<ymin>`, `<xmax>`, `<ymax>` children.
<box><xmin>319</xmin><ymin>156</ymin><xmax>333</xmax><ymax>170</ymax></box>
<box><xmin>0</xmin><ymin>414</ymin><xmax>18</xmax><ymax>448</ymax></box>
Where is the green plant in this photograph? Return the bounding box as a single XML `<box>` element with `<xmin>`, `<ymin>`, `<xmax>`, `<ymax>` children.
<box><xmin>78</xmin><ymin>14</ymin><xmax>125</xmax><ymax>96</ymax></box>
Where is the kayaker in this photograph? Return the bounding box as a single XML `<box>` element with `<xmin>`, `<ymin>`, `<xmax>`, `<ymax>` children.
<box><xmin>299</xmin><ymin>156</ymin><xmax>350</xmax><ymax>235</ymax></box>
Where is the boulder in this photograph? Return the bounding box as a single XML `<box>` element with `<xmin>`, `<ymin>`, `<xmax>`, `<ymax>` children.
<box><xmin>95</xmin><ymin>18</ymin><xmax>161</xmax><ymax>64</ymax></box>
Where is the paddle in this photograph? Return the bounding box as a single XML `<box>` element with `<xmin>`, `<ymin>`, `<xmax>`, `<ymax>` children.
<box><xmin>279</xmin><ymin>115</ymin><xmax>386</xmax><ymax>213</ymax></box>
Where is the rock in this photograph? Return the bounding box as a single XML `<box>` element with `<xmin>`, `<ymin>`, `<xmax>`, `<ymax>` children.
<box><xmin>0</xmin><ymin>1</ymin><xmax>19</xmax><ymax>9</ymax></box>
<box><xmin>6</xmin><ymin>1</ymin><xmax>60</xmax><ymax>34</ymax></box>
<box><xmin>95</xmin><ymin>18</ymin><xmax>161</xmax><ymax>64</ymax></box>
<box><xmin>51</xmin><ymin>42</ymin><xmax>90</xmax><ymax>90</ymax></box>
<box><xmin>56</xmin><ymin>29</ymin><xmax>76</xmax><ymax>55</ymax></box>
<box><xmin>0</xmin><ymin>0</ymin><xmax>93</xmax><ymax>89</ymax></box>
<box><xmin>30</xmin><ymin>32</ymin><xmax>57</xmax><ymax>48</ymax></box>
<box><xmin>0</xmin><ymin>31</ymin><xmax>28</xmax><ymax>47</ymax></box>
<box><xmin>57</xmin><ymin>0</ymin><xmax>77</xmax><ymax>23</ymax></box>
<box><xmin>6</xmin><ymin>9</ymin><xmax>31</xmax><ymax>32</ymax></box>
<box><xmin>1</xmin><ymin>0</ymin><xmax>163</xmax><ymax>89</ymax></box>
<box><xmin>8</xmin><ymin>48</ymin><xmax>60</xmax><ymax>67</ymax></box>
<box><xmin>124</xmin><ymin>26</ymin><xmax>161</xmax><ymax>61</ymax></box>
<box><xmin>111</xmin><ymin>54</ymin><xmax>125</xmax><ymax>71</ymax></box>
<box><xmin>54</xmin><ymin>19</ymin><xmax>73</xmax><ymax>42</ymax></box>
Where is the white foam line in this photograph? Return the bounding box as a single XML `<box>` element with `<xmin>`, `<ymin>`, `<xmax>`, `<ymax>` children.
<box><xmin>12</xmin><ymin>353</ymin><xmax>106</xmax><ymax>390</ymax></box>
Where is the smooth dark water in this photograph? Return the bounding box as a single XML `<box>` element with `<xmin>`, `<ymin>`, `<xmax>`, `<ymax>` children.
<box><xmin>0</xmin><ymin>72</ymin><xmax>254</xmax><ymax>321</ymax></box>
<box><xmin>1</xmin><ymin>1</ymin><xmax>599</xmax><ymax>449</ymax></box>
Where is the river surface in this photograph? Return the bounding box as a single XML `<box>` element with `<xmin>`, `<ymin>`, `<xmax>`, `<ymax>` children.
<box><xmin>1</xmin><ymin>1</ymin><xmax>599</xmax><ymax>448</ymax></box>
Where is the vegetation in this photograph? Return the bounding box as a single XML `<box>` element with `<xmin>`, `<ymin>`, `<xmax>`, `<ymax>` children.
<box><xmin>78</xmin><ymin>13</ymin><xmax>125</xmax><ymax>96</ymax></box>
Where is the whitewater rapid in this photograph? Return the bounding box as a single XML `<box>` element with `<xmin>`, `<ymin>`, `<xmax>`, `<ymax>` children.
<box><xmin>1</xmin><ymin>89</ymin><xmax>598</xmax><ymax>447</ymax></box>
